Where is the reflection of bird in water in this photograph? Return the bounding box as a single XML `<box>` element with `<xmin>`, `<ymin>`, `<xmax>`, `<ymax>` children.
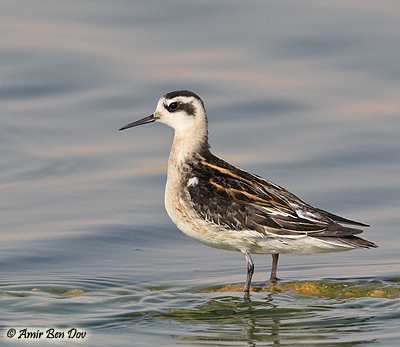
<box><xmin>120</xmin><ymin>90</ymin><xmax>377</xmax><ymax>292</ymax></box>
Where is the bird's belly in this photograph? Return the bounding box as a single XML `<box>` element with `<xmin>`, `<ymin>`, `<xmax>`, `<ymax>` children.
<box><xmin>166</xmin><ymin>200</ymin><xmax>354</xmax><ymax>254</ymax></box>
<box><xmin>165</xmin><ymin>200</ymin><xmax>238</xmax><ymax>251</ymax></box>
<box><xmin>164</xmin><ymin>185</ymin><xmax>354</xmax><ymax>255</ymax></box>
<box><xmin>248</xmin><ymin>233</ymin><xmax>354</xmax><ymax>254</ymax></box>
<box><xmin>165</xmin><ymin>192</ymin><xmax>247</xmax><ymax>251</ymax></box>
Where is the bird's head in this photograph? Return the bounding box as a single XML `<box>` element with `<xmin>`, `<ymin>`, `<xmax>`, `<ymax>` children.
<box><xmin>119</xmin><ymin>90</ymin><xmax>208</xmax><ymax>137</ymax></box>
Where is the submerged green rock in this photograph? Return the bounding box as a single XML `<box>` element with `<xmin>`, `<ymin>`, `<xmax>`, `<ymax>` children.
<box><xmin>201</xmin><ymin>280</ymin><xmax>400</xmax><ymax>298</ymax></box>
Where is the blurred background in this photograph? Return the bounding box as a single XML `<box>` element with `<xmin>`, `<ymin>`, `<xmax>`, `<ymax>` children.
<box><xmin>1</xmin><ymin>1</ymin><xmax>399</xmax><ymax>346</ymax></box>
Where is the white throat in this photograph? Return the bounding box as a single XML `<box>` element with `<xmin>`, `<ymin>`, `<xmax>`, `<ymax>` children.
<box><xmin>169</xmin><ymin>119</ymin><xmax>208</xmax><ymax>166</ymax></box>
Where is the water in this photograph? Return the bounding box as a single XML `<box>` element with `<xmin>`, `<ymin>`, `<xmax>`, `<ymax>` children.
<box><xmin>1</xmin><ymin>1</ymin><xmax>400</xmax><ymax>345</ymax></box>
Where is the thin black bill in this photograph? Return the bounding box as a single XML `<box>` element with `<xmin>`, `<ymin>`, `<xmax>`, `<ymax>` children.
<box><xmin>119</xmin><ymin>114</ymin><xmax>157</xmax><ymax>131</ymax></box>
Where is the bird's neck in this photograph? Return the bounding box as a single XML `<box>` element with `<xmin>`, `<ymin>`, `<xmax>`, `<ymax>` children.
<box><xmin>168</xmin><ymin>126</ymin><xmax>209</xmax><ymax>168</ymax></box>
<box><xmin>165</xmin><ymin>128</ymin><xmax>208</xmax><ymax>210</ymax></box>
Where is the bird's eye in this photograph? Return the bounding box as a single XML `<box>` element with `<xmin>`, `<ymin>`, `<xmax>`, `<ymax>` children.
<box><xmin>168</xmin><ymin>102</ymin><xmax>179</xmax><ymax>111</ymax></box>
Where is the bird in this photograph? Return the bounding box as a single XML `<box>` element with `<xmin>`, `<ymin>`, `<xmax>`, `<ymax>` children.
<box><xmin>119</xmin><ymin>90</ymin><xmax>377</xmax><ymax>292</ymax></box>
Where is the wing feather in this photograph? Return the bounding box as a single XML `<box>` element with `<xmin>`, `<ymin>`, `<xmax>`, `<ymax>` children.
<box><xmin>187</xmin><ymin>152</ymin><xmax>369</xmax><ymax>240</ymax></box>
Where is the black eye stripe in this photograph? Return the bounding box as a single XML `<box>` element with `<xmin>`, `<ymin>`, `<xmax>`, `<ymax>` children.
<box><xmin>165</xmin><ymin>100</ymin><xmax>196</xmax><ymax>116</ymax></box>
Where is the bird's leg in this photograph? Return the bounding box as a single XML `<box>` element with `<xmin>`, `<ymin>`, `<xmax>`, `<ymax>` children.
<box><xmin>270</xmin><ymin>253</ymin><xmax>279</xmax><ymax>282</ymax></box>
<box><xmin>243</xmin><ymin>251</ymin><xmax>254</xmax><ymax>293</ymax></box>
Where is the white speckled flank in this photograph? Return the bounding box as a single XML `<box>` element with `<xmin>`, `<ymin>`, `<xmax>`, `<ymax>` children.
<box><xmin>120</xmin><ymin>90</ymin><xmax>377</xmax><ymax>292</ymax></box>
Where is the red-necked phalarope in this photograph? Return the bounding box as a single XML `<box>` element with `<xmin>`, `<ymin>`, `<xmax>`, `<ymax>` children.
<box><xmin>120</xmin><ymin>90</ymin><xmax>377</xmax><ymax>292</ymax></box>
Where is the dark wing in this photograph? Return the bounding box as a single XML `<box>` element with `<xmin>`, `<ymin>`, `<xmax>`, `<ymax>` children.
<box><xmin>187</xmin><ymin>153</ymin><xmax>373</xmax><ymax>244</ymax></box>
